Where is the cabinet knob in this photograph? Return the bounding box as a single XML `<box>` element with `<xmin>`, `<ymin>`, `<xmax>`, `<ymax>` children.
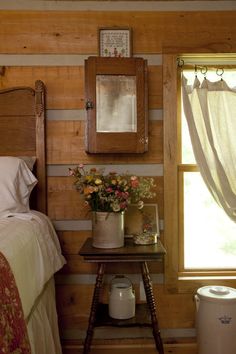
<box><xmin>86</xmin><ymin>100</ymin><xmax>94</xmax><ymax>110</ymax></box>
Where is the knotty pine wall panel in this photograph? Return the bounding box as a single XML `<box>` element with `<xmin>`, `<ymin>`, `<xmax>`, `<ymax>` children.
<box><xmin>47</xmin><ymin>176</ymin><xmax>163</xmax><ymax>220</ymax></box>
<box><xmin>58</xmin><ymin>231</ymin><xmax>91</xmax><ymax>256</ymax></box>
<box><xmin>0</xmin><ymin>66</ymin><xmax>84</xmax><ymax>109</ymax></box>
<box><xmin>0</xmin><ymin>66</ymin><xmax>162</xmax><ymax>110</ymax></box>
<box><xmin>56</xmin><ymin>284</ymin><xmax>94</xmax><ymax>329</ymax></box>
<box><xmin>58</xmin><ymin>231</ymin><xmax>164</xmax><ymax>260</ymax></box>
<box><xmin>60</xmin><ymin>254</ymin><xmax>164</xmax><ymax>275</ymax></box>
<box><xmin>61</xmin><ymin>343</ymin><xmax>197</xmax><ymax>354</ymax></box>
<box><xmin>0</xmin><ymin>11</ymin><xmax>236</xmax><ymax>54</ymax></box>
<box><xmin>58</xmin><ymin>230</ymin><xmax>164</xmax><ymax>275</ymax></box>
<box><xmin>56</xmin><ymin>283</ymin><xmax>195</xmax><ymax>331</ymax></box>
<box><xmin>46</xmin><ymin>120</ymin><xmax>163</xmax><ymax>164</ymax></box>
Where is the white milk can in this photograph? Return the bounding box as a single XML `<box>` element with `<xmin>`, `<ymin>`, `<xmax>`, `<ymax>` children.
<box><xmin>108</xmin><ymin>275</ymin><xmax>135</xmax><ymax>320</ymax></box>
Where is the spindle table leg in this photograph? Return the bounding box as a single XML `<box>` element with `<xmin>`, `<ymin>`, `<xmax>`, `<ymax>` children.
<box><xmin>141</xmin><ymin>261</ymin><xmax>164</xmax><ymax>354</ymax></box>
<box><xmin>83</xmin><ymin>262</ymin><xmax>105</xmax><ymax>354</ymax></box>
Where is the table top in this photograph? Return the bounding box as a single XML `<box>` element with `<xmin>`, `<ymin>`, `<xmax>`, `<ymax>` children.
<box><xmin>79</xmin><ymin>237</ymin><xmax>166</xmax><ymax>262</ymax></box>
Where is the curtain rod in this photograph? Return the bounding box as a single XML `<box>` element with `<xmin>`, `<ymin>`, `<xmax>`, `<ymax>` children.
<box><xmin>177</xmin><ymin>58</ymin><xmax>236</xmax><ymax>71</ymax></box>
<box><xmin>178</xmin><ymin>55</ymin><xmax>236</xmax><ymax>66</ymax></box>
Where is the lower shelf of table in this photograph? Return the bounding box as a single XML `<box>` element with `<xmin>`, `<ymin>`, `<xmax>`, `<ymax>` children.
<box><xmin>95</xmin><ymin>303</ymin><xmax>152</xmax><ymax>328</ymax></box>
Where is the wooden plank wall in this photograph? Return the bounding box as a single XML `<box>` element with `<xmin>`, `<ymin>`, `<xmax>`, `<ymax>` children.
<box><xmin>1</xmin><ymin>2</ymin><xmax>236</xmax><ymax>353</ymax></box>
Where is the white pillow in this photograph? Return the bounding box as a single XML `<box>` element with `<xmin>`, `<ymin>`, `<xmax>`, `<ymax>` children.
<box><xmin>0</xmin><ymin>157</ymin><xmax>38</xmax><ymax>217</ymax></box>
<box><xmin>18</xmin><ymin>156</ymin><xmax>36</xmax><ymax>171</ymax></box>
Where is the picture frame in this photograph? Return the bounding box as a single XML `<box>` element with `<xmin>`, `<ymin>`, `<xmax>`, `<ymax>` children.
<box><xmin>98</xmin><ymin>27</ymin><xmax>132</xmax><ymax>57</ymax></box>
<box><xmin>124</xmin><ymin>204</ymin><xmax>160</xmax><ymax>237</ymax></box>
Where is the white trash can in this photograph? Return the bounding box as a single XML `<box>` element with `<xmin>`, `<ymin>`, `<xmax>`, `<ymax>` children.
<box><xmin>195</xmin><ymin>286</ymin><xmax>236</xmax><ymax>354</ymax></box>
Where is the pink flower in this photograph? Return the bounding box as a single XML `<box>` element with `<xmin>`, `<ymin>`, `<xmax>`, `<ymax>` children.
<box><xmin>68</xmin><ymin>168</ymin><xmax>75</xmax><ymax>176</ymax></box>
<box><xmin>120</xmin><ymin>202</ymin><xmax>128</xmax><ymax>210</ymax></box>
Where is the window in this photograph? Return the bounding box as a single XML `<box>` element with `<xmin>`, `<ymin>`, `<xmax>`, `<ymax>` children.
<box><xmin>163</xmin><ymin>54</ymin><xmax>236</xmax><ymax>291</ymax></box>
<box><xmin>180</xmin><ymin>68</ymin><xmax>236</xmax><ymax>271</ymax></box>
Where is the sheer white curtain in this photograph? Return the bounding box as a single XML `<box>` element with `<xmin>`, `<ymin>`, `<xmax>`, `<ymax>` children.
<box><xmin>182</xmin><ymin>74</ymin><xmax>236</xmax><ymax>222</ymax></box>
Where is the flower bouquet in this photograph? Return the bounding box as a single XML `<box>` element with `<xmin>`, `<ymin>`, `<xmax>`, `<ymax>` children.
<box><xmin>69</xmin><ymin>164</ymin><xmax>156</xmax><ymax>248</ymax></box>
<box><xmin>69</xmin><ymin>164</ymin><xmax>156</xmax><ymax>213</ymax></box>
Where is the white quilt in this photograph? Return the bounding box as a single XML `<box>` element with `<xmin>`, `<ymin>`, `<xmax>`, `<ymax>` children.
<box><xmin>0</xmin><ymin>210</ymin><xmax>66</xmax><ymax>319</ymax></box>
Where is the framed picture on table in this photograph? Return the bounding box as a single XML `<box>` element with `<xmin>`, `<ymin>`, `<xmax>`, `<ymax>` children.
<box><xmin>124</xmin><ymin>203</ymin><xmax>160</xmax><ymax>237</ymax></box>
<box><xmin>98</xmin><ymin>27</ymin><xmax>132</xmax><ymax>57</ymax></box>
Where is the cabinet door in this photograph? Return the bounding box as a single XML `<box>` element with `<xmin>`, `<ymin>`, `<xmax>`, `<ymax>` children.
<box><xmin>85</xmin><ymin>56</ymin><xmax>148</xmax><ymax>153</ymax></box>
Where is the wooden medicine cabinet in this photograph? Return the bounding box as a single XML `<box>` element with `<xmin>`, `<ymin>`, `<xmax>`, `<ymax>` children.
<box><xmin>85</xmin><ymin>56</ymin><xmax>148</xmax><ymax>153</ymax></box>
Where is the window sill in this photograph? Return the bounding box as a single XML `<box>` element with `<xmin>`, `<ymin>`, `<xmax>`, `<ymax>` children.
<box><xmin>178</xmin><ymin>275</ymin><xmax>236</xmax><ymax>280</ymax></box>
<box><xmin>165</xmin><ymin>273</ymin><xmax>236</xmax><ymax>294</ymax></box>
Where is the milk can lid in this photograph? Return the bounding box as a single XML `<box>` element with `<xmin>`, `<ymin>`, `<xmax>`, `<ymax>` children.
<box><xmin>197</xmin><ymin>286</ymin><xmax>236</xmax><ymax>302</ymax></box>
<box><xmin>110</xmin><ymin>275</ymin><xmax>133</xmax><ymax>289</ymax></box>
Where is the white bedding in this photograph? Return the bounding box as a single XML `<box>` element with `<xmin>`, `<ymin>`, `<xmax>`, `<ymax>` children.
<box><xmin>27</xmin><ymin>278</ymin><xmax>63</xmax><ymax>354</ymax></box>
<box><xmin>0</xmin><ymin>210</ymin><xmax>66</xmax><ymax>320</ymax></box>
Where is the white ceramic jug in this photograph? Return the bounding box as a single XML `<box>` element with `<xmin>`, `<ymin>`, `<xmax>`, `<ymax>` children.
<box><xmin>195</xmin><ymin>286</ymin><xmax>236</xmax><ymax>354</ymax></box>
<box><xmin>108</xmin><ymin>275</ymin><xmax>135</xmax><ymax>320</ymax></box>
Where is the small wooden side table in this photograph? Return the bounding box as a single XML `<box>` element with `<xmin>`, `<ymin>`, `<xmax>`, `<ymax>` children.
<box><xmin>79</xmin><ymin>237</ymin><xmax>166</xmax><ymax>354</ymax></box>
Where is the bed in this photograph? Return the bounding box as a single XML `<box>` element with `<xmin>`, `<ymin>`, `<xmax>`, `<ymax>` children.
<box><xmin>0</xmin><ymin>81</ymin><xmax>66</xmax><ymax>354</ymax></box>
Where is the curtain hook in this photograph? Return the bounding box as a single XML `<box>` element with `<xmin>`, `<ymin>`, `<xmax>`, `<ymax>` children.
<box><xmin>216</xmin><ymin>68</ymin><xmax>224</xmax><ymax>81</ymax></box>
<box><xmin>200</xmin><ymin>66</ymin><xmax>208</xmax><ymax>79</ymax></box>
<box><xmin>177</xmin><ymin>58</ymin><xmax>184</xmax><ymax>68</ymax></box>
<box><xmin>194</xmin><ymin>65</ymin><xmax>198</xmax><ymax>78</ymax></box>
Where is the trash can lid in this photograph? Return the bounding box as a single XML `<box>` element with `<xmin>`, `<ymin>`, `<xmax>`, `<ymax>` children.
<box><xmin>197</xmin><ymin>286</ymin><xmax>236</xmax><ymax>302</ymax></box>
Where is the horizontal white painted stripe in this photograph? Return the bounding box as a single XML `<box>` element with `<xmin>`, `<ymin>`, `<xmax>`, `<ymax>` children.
<box><xmin>46</xmin><ymin>108</ymin><xmax>162</xmax><ymax>121</ymax></box>
<box><xmin>162</xmin><ymin>328</ymin><xmax>196</xmax><ymax>339</ymax></box>
<box><xmin>149</xmin><ymin>109</ymin><xmax>163</xmax><ymax>121</ymax></box>
<box><xmin>179</xmin><ymin>275</ymin><xmax>236</xmax><ymax>280</ymax></box>
<box><xmin>61</xmin><ymin>327</ymin><xmax>196</xmax><ymax>340</ymax></box>
<box><xmin>47</xmin><ymin>109</ymin><xmax>85</xmax><ymax>120</ymax></box>
<box><xmin>47</xmin><ymin>164</ymin><xmax>163</xmax><ymax>177</ymax></box>
<box><xmin>0</xmin><ymin>1</ymin><xmax>234</xmax><ymax>11</ymax></box>
<box><xmin>135</xmin><ymin>54</ymin><xmax>162</xmax><ymax>66</ymax></box>
<box><xmin>0</xmin><ymin>54</ymin><xmax>89</xmax><ymax>66</ymax></box>
<box><xmin>53</xmin><ymin>219</ymin><xmax>164</xmax><ymax>231</ymax></box>
<box><xmin>53</xmin><ymin>219</ymin><xmax>91</xmax><ymax>231</ymax></box>
<box><xmin>52</xmin><ymin>219</ymin><xmax>164</xmax><ymax>231</ymax></box>
<box><xmin>54</xmin><ymin>223</ymin><xmax>158</xmax><ymax>235</ymax></box>
<box><xmin>0</xmin><ymin>54</ymin><xmax>162</xmax><ymax>66</ymax></box>
<box><xmin>55</xmin><ymin>273</ymin><xmax>164</xmax><ymax>285</ymax></box>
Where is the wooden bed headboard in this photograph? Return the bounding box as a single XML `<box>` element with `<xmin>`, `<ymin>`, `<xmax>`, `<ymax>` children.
<box><xmin>0</xmin><ymin>80</ymin><xmax>47</xmax><ymax>213</ymax></box>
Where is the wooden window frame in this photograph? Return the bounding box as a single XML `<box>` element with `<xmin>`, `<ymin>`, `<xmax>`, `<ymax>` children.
<box><xmin>163</xmin><ymin>54</ymin><xmax>236</xmax><ymax>293</ymax></box>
